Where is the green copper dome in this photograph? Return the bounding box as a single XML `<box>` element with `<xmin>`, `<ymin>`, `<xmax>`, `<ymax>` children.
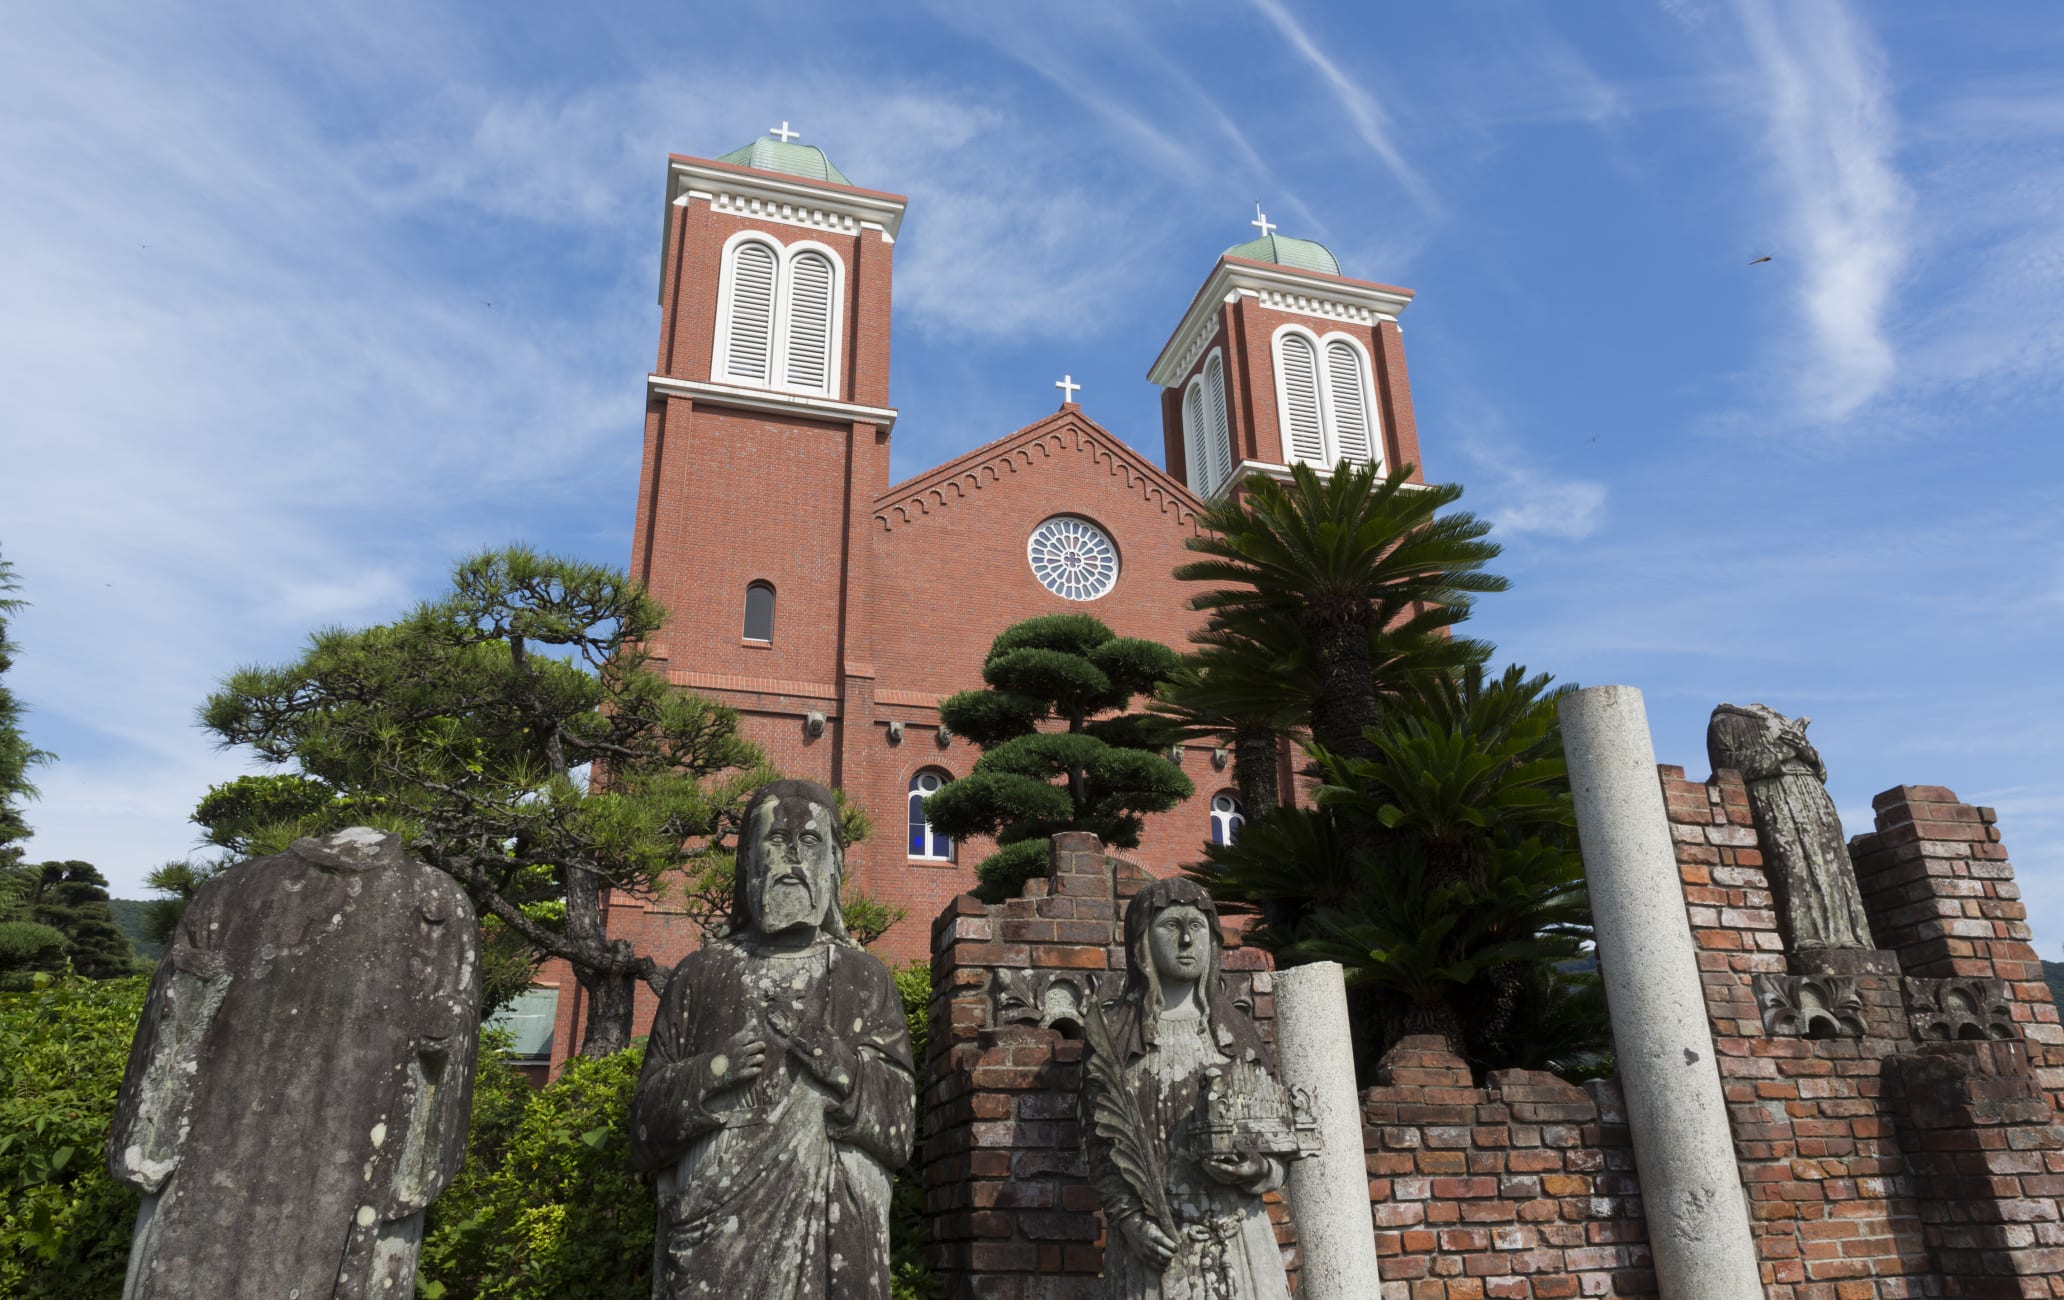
<box><xmin>1223</xmin><ymin>233</ymin><xmax>1340</xmax><ymax>276</ymax></box>
<box><xmin>716</xmin><ymin>135</ymin><xmax>854</xmax><ymax>187</ymax></box>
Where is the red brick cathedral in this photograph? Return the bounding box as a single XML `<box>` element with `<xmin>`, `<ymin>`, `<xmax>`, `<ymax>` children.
<box><xmin>536</xmin><ymin>127</ymin><xmax>1431</xmax><ymax>1068</ymax></box>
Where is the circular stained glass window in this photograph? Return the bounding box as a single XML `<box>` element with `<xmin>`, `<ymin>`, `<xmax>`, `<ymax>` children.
<box><xmin>1027</xmin><ymin>516</ymin><xmax>1119</xmax><ymax>601</ymax></box>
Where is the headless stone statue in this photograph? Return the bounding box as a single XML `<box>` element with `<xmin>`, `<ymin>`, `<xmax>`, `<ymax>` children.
<box><xmin>629</xmin><ymin>780</ymin><xmax>915</xmax><ymax>1300</ymax></box>
<box><xmin>107</xmin><ymin>827</ymin><xmax>481</xmax><ymax>1300</ymax></box>
<box><xmin>1707</xmin><ymin>703</ymin><xmax>1875</xmax><ymax>956</ymax></box>
<box><xmin>1082</xmin><ymin>877</ymin><xmax>1296</xmax><ymax>1300</ymax></box>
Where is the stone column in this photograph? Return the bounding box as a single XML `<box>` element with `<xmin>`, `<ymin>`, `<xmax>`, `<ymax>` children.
<box><xmin>1558</xmin><ymin>686</ymin><xmax>1763</xmax><ymax>1299</ymax></box>
<box><xmin>1272</xmin><ymin>961</ymin><xmax>1379</xmax><ymax>1299</ymax></box>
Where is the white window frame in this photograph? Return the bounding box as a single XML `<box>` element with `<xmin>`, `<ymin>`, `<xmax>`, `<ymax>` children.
<box><xmin>908</xmin><ymin>769</ymin><xmax>955</xmax><ymax>862</ymax></box>
<box><xmin>1269</xmin><ymin>324</ymin><xmax>1384</xmax><ymax>472</ymax></box>
<box><xmin>712</xmin><ymin>232</ymin><xmax>781</xmax><ymax>386</ymax></box>
<box><xmin>1182</xmin><ymin>378</ymin><xmax>1210</xmax><ymax>496</ymax></box>
<box><xmin>1182</xmin><ymin>347</ymin><xmax>1235</xmax><ymax>497</ymax></box>
<box><xmin>1209</xmin><ymin>792</ymin><xmax>1245</xmax><ymax>846</ymax></box>
<box><xmin>711</xmin><ymin>230</ymin><xmax>847</xmax><ymax>399</ymax></box>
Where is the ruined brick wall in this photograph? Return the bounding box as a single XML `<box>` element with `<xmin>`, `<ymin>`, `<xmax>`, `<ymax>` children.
<box><xmin>920</xmin><ymin>832</ymin><xmax>1280</xmax><ymax>1299</ymax></box>
<box><xmin>923</xmin><ymin>833</ymin><xmax>1654</xmax><ymax>1300</ymax></box>
<box><xmin>1363</xmin><ymin>1040</ymin><xmax>1655</xmax><ymax>1300</ymax></box>
<box><xmin>1663</xmin><ymin>767</ymin><xmax>2064</xmax><ymax>1296</ymax></box>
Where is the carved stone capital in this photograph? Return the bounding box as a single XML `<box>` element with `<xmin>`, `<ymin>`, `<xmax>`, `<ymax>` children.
<box><xmin>992</xmin><ymin>967</ymin><xmax>1098</xmax><ymax>1038</ymax></box>
<box><xmin>1752</xmin><ymin>972</ymin><xmax>1867</xmax><ymax>1039</ymax></box>
<box><xmin>1903</xmin><ymin>977</ymin><xmax>2018</xmax><ymax>1043</ymax></box>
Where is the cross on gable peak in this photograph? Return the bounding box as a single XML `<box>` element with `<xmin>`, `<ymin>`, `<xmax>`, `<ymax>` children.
<box><xmin>1055</xmin><ymin>374</ymin><xmax>1082</xmax><ymax>406</ymax></box>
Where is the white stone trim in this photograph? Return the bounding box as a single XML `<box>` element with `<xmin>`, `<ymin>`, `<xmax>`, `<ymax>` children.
<box><xmin>1147</xmin><ymin>260</ymin><xmax>1412</xmax><ymax>388</ymax></box>
<box><xmin>658</xmin><ymin>157</ymin><xmax>906</xmax><ymax>302</ymax></box>
<box><xmin>1214</xmin><ymin>458</ymin><xmax>1427</xmax><ymax>499</ymax></box>
<box><xmin>647</xmin><ymin>374</ymin><xmax>898</xmax><ymax>430</ymax></box>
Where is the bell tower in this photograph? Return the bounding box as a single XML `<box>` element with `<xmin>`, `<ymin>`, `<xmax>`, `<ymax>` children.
<box><xmin>629</xmin><ymin>126</ymin><xmax>908</xmax><ymax>786</ymax></box>
<box><xmin>1147</xmin><ymin>207</ymin><xmax>1427</xmax><ymax>498</ymax></box>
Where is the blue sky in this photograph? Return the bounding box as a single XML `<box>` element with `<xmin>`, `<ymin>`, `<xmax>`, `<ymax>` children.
<box><xmin>5</xmin><ymin>2</ymin><xmax>2062</xmax><ymax>951</ymax></box>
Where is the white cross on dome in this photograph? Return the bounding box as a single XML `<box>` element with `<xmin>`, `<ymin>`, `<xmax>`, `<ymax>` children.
<box><xmin>770</xmin><ymin>121</ymin><xmax>800</xmax><ymax>143</ymax></box>
<box><xmin>1250</xmin><ymin>203</ymin><xmax>1276</xmax><ymax>239</ymax></box>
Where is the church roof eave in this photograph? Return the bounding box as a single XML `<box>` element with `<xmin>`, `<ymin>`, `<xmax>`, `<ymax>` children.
<box><xmin>1145</xmin><ymin>256</ymin><xmax>1417</xmax><ymax>389</ymax></box>
<box><xmin>872</xmin><ymin>407</ymin><xmax>1205</xmax><ymax>536</ymax></box>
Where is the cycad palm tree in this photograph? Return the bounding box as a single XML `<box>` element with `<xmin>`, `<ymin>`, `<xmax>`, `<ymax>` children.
<box><xmin>1174</xmin><ymin>461</ymin><xmax>1506</xmax><ymax>770</ymax></box>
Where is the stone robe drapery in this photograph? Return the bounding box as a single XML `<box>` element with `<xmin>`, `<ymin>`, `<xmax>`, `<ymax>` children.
<box><xmin>1084</xmin><ymin>1005</ymin><xmax>1291</xmax><ymax>1300</ymax></box>
<box><xmin>629</xmin><ymin>937</ymin><xmax>915</xmax><ymax>1300</ymax></box>
<box><xmin>106</xmin><ymin>830</ymin><xmax>480</xmax><ymax>1300</ymax></box>
<box><xmin>1707</xmin><ymin>704</ymin><xmax>1875</xmax><ymax>953</ymax></box>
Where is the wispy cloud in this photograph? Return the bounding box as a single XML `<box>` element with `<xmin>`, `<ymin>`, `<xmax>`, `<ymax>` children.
<box><xmin>1729</xmin><ymin>0</ymin><xmax>1910</xmax><ymax>422</ymax></box>
<box><xmin>1248</xmin><ymin>0</ymin><xmax>1438</xmax><ymax>215</ymax></box>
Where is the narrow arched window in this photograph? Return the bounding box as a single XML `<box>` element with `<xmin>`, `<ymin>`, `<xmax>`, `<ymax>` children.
<box><xmin>1324</xmin><ymin>339</ymin><xmax>1375</xmax><ymax>466</ymax></box>
<box><xmin>742</xmin><ymin>581</ymin><xmax>776</xmax><ymax>642</ymax></box>
<box><xmin>720</xmin><ymin>240</ymin><xmax>778</xmax><ymax>384</ymax></box>
<box><xmin>782</xmin><ymin>249</ymin><xmax>836</xmax><ymax>394</ymax></box>
<box><xmin>1183</xmin><ymin>380</ymin><xmax>1210</xmax><ymax>495</ymax></box>
<box><xmin>1274</xmin><ymin>332</ymin><xmax>1326</xmax><ymax>465</ymax></box>
<box><xmin>908</xmin><ymin>770</ymin><xmax>955</xmax><ymax>861</ymax></box>
<box><xmin>1209</xmin><ymin>792</ymin><xmax>1245</xmax><ymax>846</ymax></box>
<box><xmin>1204</xmin><ymin>352</ymin><xmax>1233</xmax><ymax>489</ymax></box>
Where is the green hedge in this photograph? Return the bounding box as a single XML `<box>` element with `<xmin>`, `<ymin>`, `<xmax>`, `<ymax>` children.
<box><xmin>0</xmin><ymin>965</ymin><xmax>939</xmax><ymax>1299</ymax></box>
<box><xmin>0</xmin><ymin>975</ymin><xmax>147</xmax><ymax>1297</ymax></box>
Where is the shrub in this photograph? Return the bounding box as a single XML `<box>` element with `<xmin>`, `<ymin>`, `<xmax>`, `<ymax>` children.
<box><xmin>418</xmin><ymin>1047</ymin><xmax>651</xmax><ymax>1299</ymax></box>
<box><xmin>0</xmin><ymin>975</ymin><xmax>147</xmax><ymax>1297</ymax></box>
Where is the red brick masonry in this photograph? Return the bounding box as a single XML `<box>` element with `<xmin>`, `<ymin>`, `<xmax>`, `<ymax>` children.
<box><xmin>921</xmin><ymin>772</ymin><xmax>2064</xmax><ymax>1299</ymax></box>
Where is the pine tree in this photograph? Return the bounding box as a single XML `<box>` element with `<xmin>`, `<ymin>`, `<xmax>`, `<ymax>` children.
<box><xmin>0</xmin><ymin>547</ymin><xmax>53</xmax><ymax>859</ymax></box>
<box><xmin>21</xmin><ymin>860</ymin><xmax>138</xmax><ymax>979</ymax></box>
<box><xmin>923</xmin><ymin>614</ymin><xmax>1192</xmax><ymax>900</ymax></box>
<box><xmin>201</xmin><ymin>545</ymin><xmax>774</xmax><ymax>1056</ymax></box>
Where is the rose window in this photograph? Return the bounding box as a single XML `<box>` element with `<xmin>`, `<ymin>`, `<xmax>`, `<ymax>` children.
<box><xmin>1027</xmin><ymin>516</ymin><xmax>1119</xmax><ymax>601</ymax></box>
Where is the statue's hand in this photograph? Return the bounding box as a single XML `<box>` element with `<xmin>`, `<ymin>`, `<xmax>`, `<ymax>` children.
<box><xmin>786</xmin><ymin>1027</ymin><xmax>859</xmax><ymax>1099</ymax></box>
<box><xmin>699</xmin><ymin>1029</ymin><xmax>768</xmax><ymax>1099</ymax></box>
<box><xmin>1118</xmin><ymin>1214</ymin><xmax>1178</xmax><ymax>1270</ymax></box>
<box><xmin>1203</xmin><ymin>1152</ymin><xmax>1273</xmax><ymax>1193</ymax></box>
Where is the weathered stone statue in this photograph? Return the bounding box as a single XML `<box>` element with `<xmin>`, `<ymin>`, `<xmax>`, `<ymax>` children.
<box><xmin>1081</xmin><ymin>877</ymin><xmax>1305</xmax><ymax>1300</ymax></box>
<box><xmin>108</xmin><ymin>827</ymin><xmax>481</xmax><ymax>1300</ymax></box>
<box><xmin>630</xmin><ymin>779</ymin><xmax>915</xmax><ymax>1300</ymax></box>
<box><xmin>1707</xmin><ymin>703</ymin><xmax>1875</xmax><ymax>955</ymax></box>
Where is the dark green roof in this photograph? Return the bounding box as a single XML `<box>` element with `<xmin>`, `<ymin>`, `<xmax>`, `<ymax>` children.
<box><xmin>716</xmin><ymin>136</ymin><xmax>854</xmax><ymax>187</ymax></box>
<box><xmin>1223</xmin><ymin>233</ymin><xmax>1341</xmax><ymax>276</ymax></box>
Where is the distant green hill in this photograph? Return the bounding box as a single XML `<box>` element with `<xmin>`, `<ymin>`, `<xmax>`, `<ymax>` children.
<box><xmin>2047</xmin><ymin>961</ymin><xmax>2064</xmax><ymax>1008</ymax></box>
<box><xmin>108</xmin><ymin>899</ymin><xmax>164</xmax><ymax>962</ymax></box>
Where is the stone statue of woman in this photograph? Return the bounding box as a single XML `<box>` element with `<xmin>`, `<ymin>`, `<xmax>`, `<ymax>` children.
<box><xmin>1080</xmin><ymin>877</ymin><xmax>1295</xmax><ymax>1300</ymax></box>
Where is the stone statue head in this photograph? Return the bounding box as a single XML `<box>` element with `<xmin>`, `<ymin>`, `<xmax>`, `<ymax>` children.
<box><xmin>1110</xmin><ymin>877</ymin><xmax>1265</xmax><ymax>1062</ymax></box>
<box><xmin>1708</xmin><ymin>702</ymin><xmax>1826</xmax><ymax>784</ymax></box>
<box><xmin>731</xmin><ymin>779</ymin><xmax>854</xmax><ymax>946</ymax></box>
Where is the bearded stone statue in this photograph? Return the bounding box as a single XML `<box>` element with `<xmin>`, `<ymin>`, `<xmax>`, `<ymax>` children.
<box><xmin>629</xmin><ymin>779</ymin><xmax>915</xmax><ymax>1300</ymax></box>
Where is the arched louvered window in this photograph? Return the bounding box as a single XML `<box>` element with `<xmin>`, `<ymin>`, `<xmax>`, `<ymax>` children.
<box><xmin>782</xmin><ymin>249</ymin><xmax>835</xmax><ymax>394</ymax></box>
<box><xmin>719</xmin><ymin>240</ymin><xmax>778</xmax><ymax>384</ymax></box>
<box><xmin>742</xmin><ymin>581</ymin><xmax>776</xmax><ymax>642</ymax></box>
<box><xmin>1204</xmin><ymin>352</ymin><xmax>1233</xmax><ymax>490</ymax></box>
<box><xmin>1324</xmin><ymin>339</ymin><xmax>1375</xmax><ymax>467</ymax></box>
<box><xmin>1273</xmin><ymin>328</ymin><xmax>1382</xmax><ymax>471</ymax></box>
<box><xmin>1183</xmin><ymin>381</ymin><xmax>1210</xmax><ymax>495</ymax></box>
<box><xmin>1274</xmin><ymin>332</ymin><xmax>1326</xmax><ymax>466</ymax></box>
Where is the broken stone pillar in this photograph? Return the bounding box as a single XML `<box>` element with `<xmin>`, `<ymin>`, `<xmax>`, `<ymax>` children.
<box><xmin>1272</xmin><ymin>961</ymin><xmax>1379</xmax><ymax>1300</ymax></box>
<box><xmin>1559</xmin><ymin>685</ymin><xmax>1762</xmax><ymax>1300</ymax></box>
